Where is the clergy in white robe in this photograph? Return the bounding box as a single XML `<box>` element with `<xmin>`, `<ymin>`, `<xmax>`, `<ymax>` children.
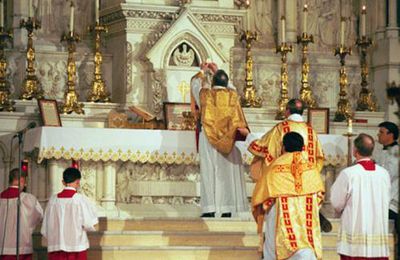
<box><xmin>191</xmin><ymin>68</ymin><xmax>248</xmax><ymax>217</ymax></box>
<box><xmin>41</xmin><ymin>167</ymin><xmax>98</xmax><ymax>260</ymax></box>
<box><xmin>331</xmin><ymin>133</ymin><xmax>390</xmax><ymax>260</ymax></box>
<box><xmin>0</xmin><ymin>169</ymin><xmax>43</xmax><ymax>260</ymax></box>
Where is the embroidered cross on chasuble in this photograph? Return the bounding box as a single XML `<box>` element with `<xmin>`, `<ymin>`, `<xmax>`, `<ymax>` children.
<box><xmin>251</xmin><ymin>151</ymin><xmax>325</xmax><ymax>260</ymax></box>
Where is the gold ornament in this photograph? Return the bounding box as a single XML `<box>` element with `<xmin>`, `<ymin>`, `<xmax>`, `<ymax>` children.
<box><xmin>87</xmin><ymin>23</ymin><xmax>111</xmax><ymax>103</ymax></box>
<box><xmin>240</xmin><ymin>30</ymin><xmax>262</xmax><ymax>107</ymax></box>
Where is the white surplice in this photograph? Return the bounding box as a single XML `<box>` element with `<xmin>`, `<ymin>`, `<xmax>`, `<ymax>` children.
<box><xmin>191</xmin><ymin>77</ymin><xmax>248</xmax><ymax>215</ymax></box>
<box><xmin>0</xmin><ymin>188</ymin><xmax>43</xmax><ymax>255</ymax></box>
<box><xmin>41</xmin><ymin>188</ymin><xmax>98</xmax><ymax>252</ymax></box>
<box><xmin>375</xmin><ymin>144</ymin><xmax>399</xmax><ymax>213</ymax></box>
<box><xmin>330</xmin><ymin>161</ymin><xmax>391</xmax><ymax>257</ymax></box>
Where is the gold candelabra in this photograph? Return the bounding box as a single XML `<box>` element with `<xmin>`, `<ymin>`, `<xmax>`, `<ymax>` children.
<box><xmin>0</xmin><ymin>27</ymin><xmax>15</xmax><ymax>112</ymax></box>
<box><xmin>87</xmin><ymin>23</ymin><xmax>110</xmax><ymax>103</ymax></box>
<box><xmin>297</xmin><ymin>33</ymin><xmax>317</xmax><ymax>108</ymax></box>
<box><xmin>60</xmin><ymin>31</ymin><xmax>84</xmax><ymax>114</ymax></box>
<box><xmin>19</xmin><ymin>17</ymin><xmax>43</xmax><ymax>100</ymax></box>
<box><xmin>333</xmin><ymin>46</ymin><xmax>352</xmax><ymax>122</ymax></box>
<box><xmin>355</xmin><ymin>36</ymin><xmax>376</xmax><ymax>111</ymax></box>
<box><xmin>240</xmin><ymin>30</ymin><xmax>262</xmax><ymax>107</ymax></box>
<box><xmin>275</xmin><ymin>42</ymin><xmax>293</xmax><ymax>120</ymax></box>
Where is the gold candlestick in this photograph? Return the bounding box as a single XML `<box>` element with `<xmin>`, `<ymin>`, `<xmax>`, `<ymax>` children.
<box><xmin>333</xmin><ymin>46</ymin><xmax>352</xmax><ymax>122</ymax></box>
<box><xmin>87</xmin><ymin>23</ymin><xmax>110</xmax><ymax>103</ymax></box>
<box><xmin>19</xmin><ymin>17</ymin><xmax>43</xmax><ymax>100</ymax></box>
<box><xmin>275</xmin><ymin>42</ymin><xmax>293</xmax><ymax>120</ymax></box>
<box><xmin>0</xmin><ymin>27</ymin><xmax>15</xmax><ymax>112</ymax></box>
<box><xmin>240</xmin><ymin>30</ymin><xmax>262</xmax><ymax>107</ymax></box>
<box><xmin>355</xmin><ymin>36</ymin><xmax>376</xmax><ymax>111</ymax></box>
<box><xmin>297</xmin><ymin>33</ymin><xmax>317</xmax><ymax>108</ymax></box>
<box><xmin>60</xmin><ymin>31</ymin><xmax>84</xmax><ymax>114</ymax></box>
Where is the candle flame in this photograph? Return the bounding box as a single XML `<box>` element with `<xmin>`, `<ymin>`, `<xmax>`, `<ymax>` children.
<box><xmin>304</xmin><ymin>4</ymin><xmax>308</xmax><ymax>10</ymax></box>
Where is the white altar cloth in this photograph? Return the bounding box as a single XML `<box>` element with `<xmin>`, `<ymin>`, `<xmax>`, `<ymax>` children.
<box><xmin>24</xmin><ymin>127</ymin><xmax>197</xmax><ymax>164</ymax></box>
<box><xmin>23</xmin><ymin>127</ymin><xmax>348</xmax><ymax>166</ymax></box>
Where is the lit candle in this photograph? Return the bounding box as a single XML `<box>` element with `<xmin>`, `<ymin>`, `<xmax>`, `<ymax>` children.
<box><xmin>245</xmin><ymin>0</ymin><xmax>250</xmax><ymax>7</ymax></box>
<box><xmin>340</xmin><ymin>17</ymin><xmax>345</xmax><ymax>46</ymax></box>
<box><xmin>95</xmin><ymin>0</ymin><xmax>99</xmax><ymax>23</ymax></box>
<box><xmin>303</xmin><ymin>4</ymin><xmax>308</xmax><ymax>34</ymax></box>
<box><xmin>281</xmin><ymin>16</ymin><xmax>286</xmax><ymax>43</ymax></box>
<box><xmin>361</xmin><ymin>5</ymin><xmax>366</xmax><ymax>37</ymax></box>
<box><xmin>28</xmin><ymin>0</ymin><xmax>32</xmax><ymax>17</ymax></box>
<box><xmin>69</xmin><ymin>1</ymin><xmax>75</xmax><ymax>32</ymax></box>
<box><xmin>348</xmin><ymin>118</ymin><xmax>353</xmax><ymax>134</ymax></box>
<box><xmin>0</xmin><ymin>0</ymin><xmax>3</xmax><ymax>28</ymax></box>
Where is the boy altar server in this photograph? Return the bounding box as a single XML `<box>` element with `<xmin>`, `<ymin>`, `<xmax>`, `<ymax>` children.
<box><xmin>0</xmin><ymin>168</ymin><xmax>43</xmax><ymax>260</ymax></box>
<box><xmin>41</xmin><ymin>167</ymin><xmax>98</xmax><ymax>260</ymax></box>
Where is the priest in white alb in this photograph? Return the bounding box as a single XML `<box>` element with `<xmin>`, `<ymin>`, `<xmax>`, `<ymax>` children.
<box><xmin>0</xmin><ymin>168</ymin><xmax>43</xmax><ymax>260</ymax></box>
<box><xmin>331</xmin><ymin>133</ymin><xmax>390</xmax><ymax>260</ymax></box>
<box><xmin>41</xmin><ymin>167</ymin><xmax>98</xmax><ymax>260</ymax></box>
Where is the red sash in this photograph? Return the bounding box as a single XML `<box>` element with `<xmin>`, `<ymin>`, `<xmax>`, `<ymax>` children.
<box><xmin>57</xmin><ymin>189</ymin><xmax>77</xmax><ymax>198</ymax></box>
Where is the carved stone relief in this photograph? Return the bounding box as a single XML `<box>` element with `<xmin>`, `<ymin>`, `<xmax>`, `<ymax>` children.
<box><xmin>248</xmin><ymin>0</ymin><xmax>274</xmax><ymax>47</ymax></box>
<box><xmin>151</xmin><ymin>69</ymin><xmax>167</xmax><ymax>117</ymax></box>
<box><xmin>79</xmin><ymin>161</ymin><xmax>97</xmax><ymax>201</ymax></box>
<box><xmin>37</xmin><ymin>60</ymin><xmax>67</xmax><ymax>99</ymax></box>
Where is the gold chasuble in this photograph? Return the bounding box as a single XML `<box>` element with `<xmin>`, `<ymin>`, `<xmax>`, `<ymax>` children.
<box><xmin>248</xmin><ymin>120</ymin><xmax>324</xmax><ymax>180</ymax></box>
<box><xmin>252</xmin><ymin>151</ymin><xmax>324</xmax><ymax>260</ymax></box>
<box><xmin>199</xmin><ymin>88</ymin><xmax>247</xmax><ymax>154</ymax></box>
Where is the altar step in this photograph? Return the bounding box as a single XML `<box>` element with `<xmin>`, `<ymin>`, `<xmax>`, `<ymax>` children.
<box><xmin>33</xmin><ymin>218</ymin><xmax>396</xmax><ymax>260</ymax></box>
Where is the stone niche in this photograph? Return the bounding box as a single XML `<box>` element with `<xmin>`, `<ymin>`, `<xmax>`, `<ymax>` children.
<box><xmin>146</xmin><ymin>9</ymin><xmax>230</xmax><ymax>112</ymax></box>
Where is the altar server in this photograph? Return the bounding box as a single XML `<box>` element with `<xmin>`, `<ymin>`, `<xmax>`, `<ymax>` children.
<box><xmin>0</xmin><ymin>168</ymin><xmax>43</xmax><ymax>260</ymax></box>
<box><xmin>331</xmin><ymin>133</ymin><xmax>390</xmax><ymax>259</ymax></box>
<box><xmin>41</xmin><ymin>167</ymin><xmax>98</xmax><ymax>260</ymax></box>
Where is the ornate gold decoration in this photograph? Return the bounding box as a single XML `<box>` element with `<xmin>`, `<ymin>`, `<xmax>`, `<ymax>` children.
<box><xmin>177</xmin><ymin>80</ymin><xmax>190</xmax><ymax>102</ymax></box>
<box><xmin>60</xmin><ymin>31</ymin><xmax>84</xmax><ymax>114</ymax></box>
<box><xmin>19</xmin><ymin>17</ymin><xmax>44</xmax><ymax>100</ymax></box>
<box><xmin>297</xmin><ymin>33</ymin><xmax>317</xmax><ymax>108</ymax></box>
<box><xmin>333</xmin><ymin>46</ymin><xmax>352</xmax><ymax>122</ymax></box>
<box><xmin>0</xmin><ymin>27</ymin><xmax>15</xmax><ymax>112</ymax></box>
<box><xmin>275</xmin><ymin>42</ymin><xmax>293</xmax><ymax>120</ymax></box>
<box><xmin>355</xmin><ymin>36</ymin><xmax>376</xmax><ymax>111</ymax></box>
<box><xmin>181</xmin><ymin>111</ymin><xmax>196</xmax><ymax>130</ymax></box>
<box><xmin>87</xmin><ymin>23</ymin><xmax>111</xmax><ymax>103</ymax></box>
<box><xmin>240</xmin><ymin>30</ymin><xmax>262</xmax><ymax>107</ymax></box>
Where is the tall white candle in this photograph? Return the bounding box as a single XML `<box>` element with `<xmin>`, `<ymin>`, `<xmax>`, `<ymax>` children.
<box><xmin>29</xmin><ymin>0</ymin><xmax>32</xmax><ymax>17</ymax></box>
<box><xmin>95</xmin><ymin>0</ymin><xmax>99</xmax><ymax>23</ymax></box>
<box><xmin>361</xmin><ymin>5</ymin><xmax>366</xmax><ymax>37</ymax></box>
<box><xmin>340</xmin><ymin>18</ymin><xmax>345</xmax><ymax>46</ymax></box>
<box><xmin>303</xmin><ymin>4</ymin><xmax>308</xmax><ymax>34</ymax></box>
<box><xmin>281</xmin><ymin>16</ymin><xmax>286</xmax><ymax>43</ymax></box>
<box><xmin>70</xmin><ymin>1</ymin><xmax>75</xmax><ymax>32</ymax></box>
<box><xmin>0</xmin><ymin>0</ymin><xmax>3</xmax><ymax>28</ymax></box>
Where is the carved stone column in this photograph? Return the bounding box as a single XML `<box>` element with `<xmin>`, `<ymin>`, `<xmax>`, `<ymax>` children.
<box><xmin>375</xmin><ymin>0</ymin><xmax>386</xmax><ymax>40</ymax></box>
<box><xmin>387</xmin><ymin>0</ymin><xmax>399</xmax><ymax>38</ymax></box>
<box><xmin>285</xmin><ymin>0</ymin><xmax>297</xmax><ymax>43</ymax></box>
<box><xmin>47</xmin><ymin>160</ymin><xmax>63</xmax><ymax>197</ymax></box>
<box><xmin>101</xmin><ymin>161</ymin><xmax>116</xmax><ymax>210</ymax></box>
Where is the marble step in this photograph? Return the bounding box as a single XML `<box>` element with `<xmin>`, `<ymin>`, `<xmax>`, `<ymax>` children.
<box><xmin>34</xmin><ymin>246</ymin><xmax>395</xmax><ymax>260</ymax></box>
<box><xmin>33</xmin><ymin>230</ymin><xmax>395</xmax><ymax>249</ymax></box>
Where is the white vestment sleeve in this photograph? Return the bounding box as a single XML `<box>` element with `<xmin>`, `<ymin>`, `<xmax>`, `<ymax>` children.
<box><xmin>330</xmin><ymin>170</ymin><xmax>350</xmax><ymax>214</ymax></box>
<box><xmin>80</xmin><ymin>195</ymin><xmax>98</xmax><ymax>231</ymax></box>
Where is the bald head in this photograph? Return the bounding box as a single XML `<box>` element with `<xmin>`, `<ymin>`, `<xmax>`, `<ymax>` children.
<box><xmin>354</xmin><ymin>133</ymin><xmax>375</xmax><ymax>157</ymax></box>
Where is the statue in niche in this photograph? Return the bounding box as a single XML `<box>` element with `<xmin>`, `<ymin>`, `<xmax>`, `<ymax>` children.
<box><xmin>171</xmin><ymin>43</ymin><xmax>197</xmax><ymax>67</ymax></box>
<box><xmin>33</xmin><ymin>0</ymin><xmax>92</xmax><ymax>37</ymax></box>
<box><xmin>307</xmin><ymin>0</ymin><xmax>339</xmax><ymax>49</ymax></box>
<box><xmin>249</xmin><ymin>0</ymin><xmax>273</xmax><ymax>46</ymax></box>
<box><xmin>33</xmin><ymin>0</ymin><xmax>68</xmax><ymax>36</ymax></box>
